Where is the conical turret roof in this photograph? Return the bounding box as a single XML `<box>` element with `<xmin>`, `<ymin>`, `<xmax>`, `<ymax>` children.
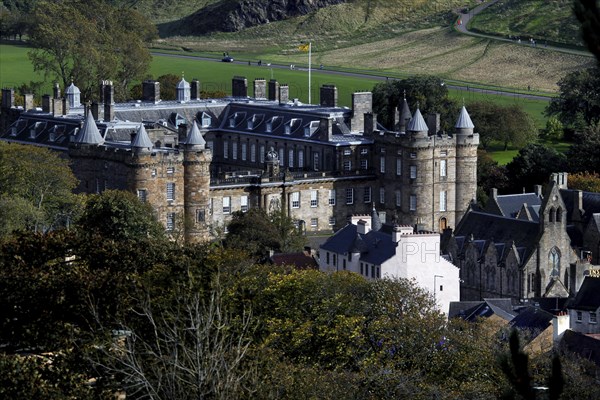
<box><xmin>399</xmin><ymin>98</ymin><xmax>411</xmax><ymax>126</ymax></box>
<box><xmin>185</xmin><ymin>120</ymin><xmax>206</xmax><ymax>147</ymax></box>
<box><xmin>407</xmin><ymin>108</ymin><xmax>428</xmax><ymax>132</ymax></box>
<box><xmin>131</xmin><ymin>123</ymin><xmax>153</xmax><ymax>149</ymax></box>
<box><xmin>455</xmin><ymin>106</ymin><xmax>475</xmax><ymax>129</ymax></box>
<box><xmin>371</xmin><ymin>204</ymin><xmax>382</xmax><ymax>232</ymax></box>
<box><xmin>73</xmin><ymin>111</ymin><xmax>104</xmax><ymax>145</ymax></box>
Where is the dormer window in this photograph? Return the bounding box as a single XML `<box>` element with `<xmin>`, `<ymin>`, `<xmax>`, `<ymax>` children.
<box><xmin>247</xmin><ymin>120</ymin><xmax>254</xmax><ymax>130</ymax></box>
<box><xmin>229</xmin><ymin>117</ymin><xmax>235</xmax><ymax>128</ymax></box>
<box><xmin>266</xmin><ymin>122</ymin><xmax>272</xmax><ymax>132</ymax></box>
<box><xmin>201</xmin><ymin>113</ymin><xmax>211</xmax><ymax>127</ymax></box>
<box><xmin>10</xmin><ymin>126</ymin><xmax>16</xmax><ymax>136</ymax></box>
<box><xmin>285</xmin><ymin>125</ymin><xmax>291</xmax><ymax>135</ymax></box>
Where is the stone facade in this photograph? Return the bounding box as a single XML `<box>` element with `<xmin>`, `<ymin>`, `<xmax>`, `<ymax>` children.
<box><xmin>1</xmin><ymin>77</ymin><xmax>479</xmax><ymax>243</ymax></box>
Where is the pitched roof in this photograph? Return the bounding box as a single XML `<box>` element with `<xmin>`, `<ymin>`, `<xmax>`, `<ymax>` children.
<box><xmin>570</xmin><ymin>277</ymin><xmax>600</xmax><ymax>311</ymax></box>
<box><xmin>185</xmin><ymin>120</ymin><xmax>206</xmax><ymax>147</ymax></box>
<box><xmin>510</xmin><ymin>306</ymin><xmax>554</xmax><ymax>338</ymax></box>
<box><xmin>449</xmin><ymin>298</ymin><xmax>516</xmax><ymax>321</ymax></box>
<box><xmin>320</xmin><ymin>223</ymin><xmax>397</xmax><ymax>266</ymax></box>
<box><xmin>455</xmin><ymin>106</ymin><xmax>474</xmax><ymax>129</ymax></box>
<box><xmin>271</xmin><ymin>252</ymin><xmax>318</xmax><ymax>270</ymax></box>
<box><xmin>560</xmin><ymin>330</ymin><xmax>600</xmax><ymax>367</ymax></box>
<box><xmin>406</xmin><ymin>108</ymin><xmax>428</xmax><ymax>132</ymax></box>
<box><xmin>495</xmin><ymin>193</ymin><xmax>543</xmax><ymax>218</ymax></box>
<box><xmin>131</xmin><ymin>124</ymin><xmax>153</xmax><ymax>149</ymax></box>
<box><xmin>73</xmin><ymin>111</ymin><xmax>104</xmax><ymax>145</ymax></box>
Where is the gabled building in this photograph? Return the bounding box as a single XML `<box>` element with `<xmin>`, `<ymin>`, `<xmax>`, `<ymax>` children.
<box><xmin>569</xmin><ymin>277</ymin><xmax>600</xmax><ymax>334</ymax></box>
<box><xmin>1</xmin><ymin>77</ymin><xmax>479</xmax><ymax>242</ymax></box>
<box><xmin>318</xmin><ymin>208</ymin><xmax>460</xmax><ymax>314</ymax></box>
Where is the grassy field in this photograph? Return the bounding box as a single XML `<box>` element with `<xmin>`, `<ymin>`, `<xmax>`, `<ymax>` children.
<box><xmin>468</xmin><ymin>0</ymin><xmax>582</xmax><ymax>47</ymax></box>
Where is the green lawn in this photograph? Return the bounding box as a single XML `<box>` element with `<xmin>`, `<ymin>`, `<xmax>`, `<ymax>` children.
<box><xmin>0</xmin><ymin>43</ymin><xmax>48</xmax><ymax>92</ymax></box>
<box><xmin>486</xmin><ymin>139</ymin><xmax>571</xmax><ymax>165</ymax></box>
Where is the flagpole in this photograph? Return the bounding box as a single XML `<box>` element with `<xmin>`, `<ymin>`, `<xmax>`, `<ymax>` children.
<box><xmin>308</xmin><ymin>42</ymin><xmax>312</xmax><ymax>104</ymax></box>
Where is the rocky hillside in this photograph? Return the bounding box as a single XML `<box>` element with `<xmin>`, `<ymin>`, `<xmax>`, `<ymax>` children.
<box><xmin>159</xmin><ymin>0</ymin><xmax>346</xmax><ymax>36</ymax></box>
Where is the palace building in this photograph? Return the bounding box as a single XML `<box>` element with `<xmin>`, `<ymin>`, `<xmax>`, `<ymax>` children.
<box><xmin>0</xmin><ymin>76</ymin><xmax>479</xmax><ymax>242</ymax></box>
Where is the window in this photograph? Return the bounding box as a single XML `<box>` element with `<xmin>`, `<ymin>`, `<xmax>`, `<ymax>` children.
<box><xmin>329</xmin><ymin>189</ymin><xmax>336</xmax><ymax>205</ymax></box>
<box><xmin>549</xmin><ymin>247</ymin><xmax>561</xmax><ymax>277</ymax></box>
<box><xmin>329</xmin><ymin>216</ymin><xmax>336</xmax><ymax>225</ymax></box>
<box><xmin>395</xmin><ymin>190</ymin><xmax>402</xmax><ymax>207</ymax></box>
<box><xmin>288</xmin><ymin>149</ymin><xmax>294</xmax><ymax>168</ymax></box>
<box><xmin>326</xmin><ymin>252</ymin><xmax>330</xmax><ymax>264</ymax></box>
<box><xmin>313</xmin><ymin>152</ymin><xmax>319</xmax><ymax>171</ymax></box>
<box><xmin>196</xmin><ymin>209</ymin><xmax>205</xmax><ymax>222</ymax></box>
<box><xmin>410</xmin><ymin>165</ymin><xmax>417</xmax><ymax>179</ymax></box>
<box><xmin>223</xmin><ymin>197</ymin><xmax>231</xmax><ymax>214</ymax></box>
<box><xmin>202</xmin><ymin>114</ymin><xmax>211</xmax><ymax>127</ymax></box>
<box><xmin>266</xmin><ymin>122</ymin><xmax>272</xmax><ymax>132</ymax></box>
<box><xmin>279</xmin><ymin>148</ymin><xmax>284</xmax><ymax>166</ymax></box>
<box><xmin>223</xmin><ymin>141</ymin><xmax>229</xmax><ymax>159</ymax></box>
<box><xmin>363</xmin><ymin>187</ymin><xmax>371</xmax><ymax>203</ymax></box>
<box><xmin>310</xmin><ymin>190</ymin><xmax>318</xmax><ymax>207</ymax></box>
<box><xmin>251</xmin><ymin>144</ymin><xmax>256</xmax><ymax>162</ymax></box>
<box><xmin>310</xmin><ymin>218</ymin><xmax>318</xmax><ymax>229</ymax></box>
<box><xmin>137</xmin><ymin>189</ymin><xmax>147</xmax><ymax>202</ymax></box>
<box><xmin>260</xmin><ymin>145</ymin><xmax>265</xmax><ymax>163</ymax></box>
<box><xmin>241</xmin><ymin>195</ymin><xmax>248</xmax><ymax>212</ymax></box>
<box><xmin>380</xmin><ymin>156</ymin><xmax>386</xmax><ymax>173</ymax></box>
<box><xmin>343</xmin><ymin>160</ymin><xmax>352</xmax><ymax>171</ymax></box>
<box><xmin>166</xmin><ymin>183</ymin><xmax>175</xmax><ymax>201</ymax></box>
<box><xmin>396</xmin><ymin>158</ymin><xmax>402</xmax><ymax>176</ymax></box>
<box><xmin>298</xmin><ymin>150</ymin><xmax>304</xmax><ymax>168</ymax></box>
<box><xmin>292</xmin><ymin>192</ymin><xmax>300</xmax><ymax>208</ymax></box>
<box><xmin>151</xmin><ymin>169</ymin><xmax>157</xmax><ymax>177</ymax></box>
<box><xmin>409</xmin><ymin>194</ymin><xmax>417</xmax><ymax>211</ymax></box>
<box><xmin>577</xmin><ymin>311</ymin><xmax>583</xmax><ymax>322</ymax></box>
<box><xmin>361</xmin><ymin>148</ymin><xmax>368</xmax><ymax>155</ymax></box>
<box><xmin>440</xmin><ymin>190</ymin><xmax>447</xmax><ymax>212</ymax></box>
<box><xmin>166</xmin><ymin>213</ymin><xmax>175</xmax><ymax>231</ymax></box>
<box><xmin>207</xmin><ymin>141</ymin><xmax>214</xmax><ymax>152</ymax></box>
<box><xmin>371</xmin><ymin>265</ymin><xmax>375</xmax><ymax>278</ymax></box>
<box><xmin>167</xmin><ymin>166</ymin><xmax>175</xmax><ymax>175</ymax></box>
<box><xmin>410</xmin><ymin>152</ymin><xmax>416</xmax><ymax>159</ymax></box>
<box><xmin>440</xmin><ymin>159</ymin><xmax>447</xmax><ymax>177</ymax></box>
<box><xmin>360</xmin><ymin>263</ymin><xmax>364</xmax><ymax>275</ymax></box>
<box><xmin>360</xmin><ymin>159</ymin><xmax>368</xmax><ymax>170</ymax></box>
<box><xmin>343</xmin><ymin>149</ymin><xmax>352</xmax><ymax>156</ymax></box>
<box><xmin>229</xmin><ymin>117</ymin><xmax>235</xmax><ymax>128</ymax></box>
<box><xmin>380</xmin><ymin>188</ymin><xmax>385</xmax><ymax>204</ymax></box>
<box><xmin>241</xmin><ymin>143</ymin><xmax>247</xmax><ymax>161</ymax></box>
<box><xmin>590</xmin><ymin>312</ymin><xmax>597</xmax><ymax>324</ymax></box>
<box><xmin>440</xmin><ymin>150</ymin><xmax>448</xmax><ymax>156</ymax></box>
<box><xmin>346</xmin><ymin>188</ymin><xmax>354</xmax><ymax>204</ymax></box>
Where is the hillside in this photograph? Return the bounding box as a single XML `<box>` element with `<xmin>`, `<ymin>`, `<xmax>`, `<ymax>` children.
<box><xmin>468</xmin><ymin>0</ymin><xmax>584</xmax><ymax>47</ymax></box>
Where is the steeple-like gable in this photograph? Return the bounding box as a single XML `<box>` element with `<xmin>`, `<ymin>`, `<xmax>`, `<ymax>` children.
<box><xmin>73</xmin><ymin>111</ymin><xmax>104</xmax><ymax>145</ymax></box>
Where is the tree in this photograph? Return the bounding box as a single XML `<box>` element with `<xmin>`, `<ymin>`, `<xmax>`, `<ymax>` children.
<box><xmin>28</xmin><ymin>0</ymin><xmax>157</xmax><ymax>101</ymax></box>
<box><xmin>468</xmin><ymin>101</ymin><xmax>538</xmax><ymax>150</ymax></box>
<box><xmin>157</xmin><ymin>73</ymin><xmax>180</xmax><ymax>100</ymax></box>
<box><xmin>567</xmin><ymin>171</ymin><xmax>600</xmax><ymax>191</ymax></box>
<box><xmin>224</xmin><ymin>208</ymin><xmax>306</xmax><ymax>261</ymax></box>
<box><xmin>76</xmin><ymin>190</ymin><xmax>165</xmax><ymax>242</ymax></box>
<box><xmin>505</xmin><ymin>144</ymin><xmax>567</xmax><ymax>192</ymax></box>
<box><xmin>541</xmin><ymin>116</ymin><xmax>565</xmax><ymax>142</ymax></box>
<box><xmin>546</xmin><ymin>67</ymin><xmax>600</xmax><ymax>129</ymax></box>
<box><xmin>0</xmin><ymin>142</ymin><xmax>80</xmax><ymax>236</ymax></box>
<box><xmin>565</xmin><ymin>122</ymin><xmax>600</xmax><ymax>173</ymax></box>
<box><xmin>477</xmin><ymin>150</ymin><xmax>509</xmax><ymax>206</ymax></box>
<box><xmin>574</xmin><ymin>0</ymin><xmax>600</xmax><ymax>64</ymax></box>
<box><xmin>372</xmin><ymin>76</ymin><xmax>458</xmax><ymax>131</ymax></box>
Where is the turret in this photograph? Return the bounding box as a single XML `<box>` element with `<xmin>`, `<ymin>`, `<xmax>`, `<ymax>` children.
<box><xmin>131</xmin><ymin>123</ymin><xmax>153</xmax><ymax>154</ymax></box>
<box><xmin>397</xmin><ymin>94</ymin><xmax>411</xmax><ymax>132</ymax></box>
<box><xmin>72</xmin><ymin>110</ymin><xmax>104</xmax><ymax>145</ymax></box>
<box><xmin>454</xmin><ymin>106</ymin><xmax>478</xmax><ymax>226</ymax></box>
<box><xmin>65</xmin><ymin>80</ymin><xmax>81</xmax><ymax>108</ymax></box>
<box><xmin>406</xmin><ymin>108</ymin><xmax>428</xmax><ymax>138</ymax></box>
<box><xmin>183</xmin><ymin>120</ymin><xmax>212</xmax><ymax>242</ymax></box>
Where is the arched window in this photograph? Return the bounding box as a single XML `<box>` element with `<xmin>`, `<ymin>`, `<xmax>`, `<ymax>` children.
<box><xmin>549</xmin><ymin>247</ymin><xmax>561</xmax><ymax>277</ymax></box>
<box><xmin>549</xmin><ymin>207</ymin><xmax>556</xmax><ymax>223</ymax></box>
<box><xmin>439</xmin><ymin>217</ymin><xmax>447</xmax><ymax>231</ymax></box>
<box><xmin>556</xmin><ymin>207</ymin><xmax>563</xmax><ymax>223</ymax></box>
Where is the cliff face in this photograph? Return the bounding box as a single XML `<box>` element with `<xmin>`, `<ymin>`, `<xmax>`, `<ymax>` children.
<box><xmin>176</xmin><ymin>0</ymin><xmax>346</xmax><ymax>35</ymax></box>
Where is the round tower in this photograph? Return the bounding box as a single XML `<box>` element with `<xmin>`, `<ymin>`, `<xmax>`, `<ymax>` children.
<box><xmin>454</xmin><ymin>106</ymin><xmax>479</xmax><ymax>226</ymax></box>
<box><xmin>183</xmin><ymin>120</ymin><xmax>212</xmax><ymax>242</ymax></box>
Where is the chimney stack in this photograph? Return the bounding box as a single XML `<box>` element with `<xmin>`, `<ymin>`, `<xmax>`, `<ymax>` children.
<box><xmin>191</xmin><ymin>79</ymin><xmax>200</xmax><ymax>100</ymax></box>
<box><xmin>253</xmin><ymin>78</ymin><xmax>267</xmax><ymax>99</ymax></box>
<box><xmin>319</xmin><ymin>84</ymin><xmax>337</xmax><ymax>107</ymax></box>
<box><xmin>232</xmin><ymin>76</ymin><xmax>248</xmax><ymax>97</ymax></box>
<box><xmin>268</xmin><ymin>79</ymin><xmax>279</xmax><ymax>101</ymax></box>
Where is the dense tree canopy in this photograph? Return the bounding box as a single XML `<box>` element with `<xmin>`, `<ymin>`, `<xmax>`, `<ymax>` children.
<box><xmin>28</xmin><ymin>0</ymin><xmax>157</xmax><ymax>101</ymax></box>
<box><xmin>467</xmin><ymin>100</ymin><xmax>538</xmax><ymax>150</ymax></box>
<box><xmin>574</xmin><ymin>0</ymin><xmax>600</xmax><ymax>64</ymax></box>
<box><xmin>505</xmin><ymin>143</ymin><xmax>567</xmax><ymax>193</ymax></box>
<box><xmin>565</xmin><ymin>122</ymin><xmax>600</xmax><ymax>173</ymax></box>
<box><xmin>0</xmin><ymin>142</ymin><xmax>80</xmax><ymax>236</ymax></box>
<box><xmin>546</xmin><ymin>66</ymin><xmax>600</xmax><ymax>129</ymax></box>
<box><xmin>372</xmin><ymin>76</ymin><xmax>458</xmax><ymax>131</ymax></box>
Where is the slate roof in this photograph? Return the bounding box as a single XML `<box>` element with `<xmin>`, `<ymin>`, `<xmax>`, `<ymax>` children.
<box><xmin>131</xmin><ymin>124</ymin><xmax>153</xmax><ymax>149</ymax></box>
<box><xmin>495</xmin><ymin>193</ymin><xmax>542</xmax><ymax>218</ymax></box>
<box><xmin>185</xmin><ymin>120</ymin><xmax>206</xmax><ymax>147</ymax></box>
<box><xmin>399</xmin><ymin>98</ymin><xmax>411</xmax><ymax>128</ymax></box>
<box><xmin>455</xmin><ymin>211</ymin><xmax>540</xmax><ymax>260</ymax></box>
<box><xmin>320</xmin><ymin>223</ymin><xmax>396</xmax><ymax>266</ymax></box>
<box><xmin>455</xmin><ymin>106</ymin><xmax>475</xmax><ymax>129</ymax></box>
<box><xmin>73</xmin><ymin>111</ymin><xmax>104</xmax><ymax>145</ymax></box>
<box><xmin>449</xmin><ymin>298</ymin><xmax>516</xmax><ymax>321</ymax></box>
<box><xmin>560</xmin><ymin>330</ymin><xmax>600</xmax><ymax>367</ymax></box>
<box><xmin>561</xmin><ymin>189</ymin><xmax>600</xmax><ymax>225</ymax></box>
<box><xmin>510</xmin><ymin>306</ymin><xmax>554</xmax><ymax>338</ymax></box>
<box><xmin>407</xmin><ymin>108</ymin><xmax>428</xmax><ymax>132</ymax></box>
<box><xmin>569</xmin><ymin>277</ymin><xmax>600</xmax><ymax>311</ymax></box>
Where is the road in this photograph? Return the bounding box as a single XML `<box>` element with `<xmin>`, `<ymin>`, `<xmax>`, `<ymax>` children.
<box><xmin>152</xmin><ymin>52</ymin><xmax>552</xmax><ymax>102</ymax></box>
